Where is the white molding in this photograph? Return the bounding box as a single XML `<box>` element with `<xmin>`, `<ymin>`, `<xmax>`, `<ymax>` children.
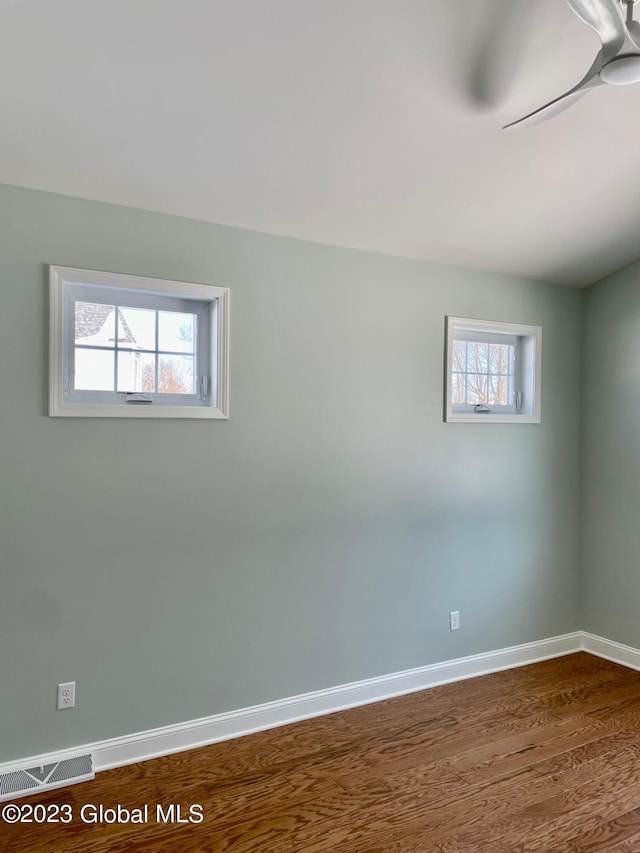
<box><xmin>581</xmin><ymin>632</ymin><xmax>640</xmax><ymax>671</ymax></box>
<box><xmin>0</xmin><ymin>632</ymin><xmax>581</xmax><ymax>779</ymax></box>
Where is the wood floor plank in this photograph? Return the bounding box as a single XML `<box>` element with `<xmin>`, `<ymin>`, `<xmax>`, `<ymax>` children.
<box><xmin>438</xmin><ymin>763</ymin><xmax>640</xmax><ymax>853</ymax></box>
<box><xmin>295</xmin><ymin>734</ymin><xmax>637</xmax><ymax>852</ymax></box>
<box><xmin>600</xmin><ymin>830</ymin><xmax>640</xmax><ymax>852</ymax></box>
<box><xmin>568</xmin><ymin>804</ymin><xmax>640</xmax><ymax>852</ymax></box>
<box><xmin>436</xmin><ymin>662</ymin><xmax>631</xmax><ymax>720</ymax></box>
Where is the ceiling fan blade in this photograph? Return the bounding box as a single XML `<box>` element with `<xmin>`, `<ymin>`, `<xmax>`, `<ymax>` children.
<box><xmin>565</xmin><ymin>0</ymin><xmax>626</xmax><ymax>61</ymax></box>
<box><xmin>503</xmin><ymin>51</ymin><xmax>604</xmax><ymax>129</ymax></box>
<box><xmin>503</xmin><ymin>90</ymin><xmax>588</xmax><ymax>128</ymax></box>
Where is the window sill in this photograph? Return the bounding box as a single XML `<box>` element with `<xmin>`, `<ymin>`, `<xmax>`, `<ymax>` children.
<box><xmin>49</xmin><ymin>403</ymin><xmax>228</xmax><ymax>419</ymax></box>
<box><xmin>446</xmin><ymin>412</ymin><xmax>541</xmax><ymax>424</ymax></box>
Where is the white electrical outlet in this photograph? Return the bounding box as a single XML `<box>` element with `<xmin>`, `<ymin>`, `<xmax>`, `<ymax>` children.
<box><xmin>449</xmin><ymin>611</ymin><xmax>460</xmax><ymax>631</ymax></box>
<box><xmin>57</xmin><ymin>682</ymin><xmax>76</xmax><ymax>710</ymax></box>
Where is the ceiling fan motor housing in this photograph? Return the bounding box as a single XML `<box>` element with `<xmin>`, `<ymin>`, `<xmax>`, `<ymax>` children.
<box><xmin>600</xmin><ymin>53</ymin><xmax>640</xmax><ymax>84</ymax></box>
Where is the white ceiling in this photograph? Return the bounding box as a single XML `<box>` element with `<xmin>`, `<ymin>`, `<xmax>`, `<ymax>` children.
<box><xmin>2</xmin><ymin>0</ymin><xmax>639</xmax><ymax>286</ymax></box>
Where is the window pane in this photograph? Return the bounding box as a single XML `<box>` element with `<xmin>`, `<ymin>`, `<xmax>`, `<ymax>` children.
<box><xmin>466</xmin><ymin>374</ymin><xmax>487</xmax><ymax>404</ymax></box>
<box><xmin>117</xmin><ymin>351</ymin><xmax>156</xmax><ymax>393</ymax></box>
<box><xmin>488</xmin><ymin>376</ymin><xmax>511</xmax><ymax>406</ymax></box>
<box><xmin>466</xmin><ymin>342</ymin><xmax>488</xmax><ymax>373</ymax></box>
<box><xmin>489</xmin><ymin>343</ymin><xmax>514</xmax><ymax>376</ymax></box>
<box><xmin>158</xmin><ymin>312</ymin><xmax>196</xmax><ymax>354</ymax></box>
<box><xmin>74</xmin><ymin>302</ymin><xmax>116</xmax><ymax>347</ymax></box>
<box><xmin>74</xmin><ymin>348</ymin><xmax>115</xmax><ymax>391</ymax></box>
<box><xmin>452</xmin><ymin>341</ymin><xmax>466</xmax><ymax>372</ymax></box>
<box><xmin>158</xmin><ymin>355</ymin><xmax>195</xmax><ymax>394</ymax></box>
<box><xmin>451</xmin><ymin>373</ymin><xmax>465</xmax><ymax>404</ymax></box>
<box><xmin>118</xmin><ymin>307</ymin><xmax>156</xmax><ymax>351</ymax></box>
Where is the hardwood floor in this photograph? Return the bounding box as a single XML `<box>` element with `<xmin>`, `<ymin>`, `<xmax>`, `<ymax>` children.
<box><xmin>4</xmin><ymin>652</ymin><xmax>640</xmax><ymax>852</ymax></box>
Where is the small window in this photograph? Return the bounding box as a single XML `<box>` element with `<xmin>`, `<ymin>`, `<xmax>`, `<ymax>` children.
<box><xmin>444</xmin><ymin>317</ymin><xmax>541</xmax><ymax>424</ymax></box>
<box><xmin>49</xmin><ymin>267</ymin><xmax>229</xmax><ymax>418</ymax></box>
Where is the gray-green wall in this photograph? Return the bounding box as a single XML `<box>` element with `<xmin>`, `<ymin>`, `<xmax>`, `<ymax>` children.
<box><xmin>0</xmin><ymin>183</ymin><xmax>582</xmax><ymax>763</ymax></box>
<box><xmin>582</xmin><ymin>260</ymin><xmax>640</xmax><ymax>643</ymax></box>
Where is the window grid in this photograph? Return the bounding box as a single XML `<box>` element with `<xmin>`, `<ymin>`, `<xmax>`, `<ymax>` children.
<box><xmin>73</xmin><ymin>303</ymin><xmax>198</xmax><ymax>396</ymax></box>
<box><xmin>451</xmin><ymin>341</ymin><xmax>515</xmax><ymax>407</ymax></box>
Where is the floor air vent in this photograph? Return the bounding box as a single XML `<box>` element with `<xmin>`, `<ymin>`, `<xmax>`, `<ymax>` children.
<box><xmin>0</xmin><ymin>755</ymin><xmax>94</xmax><ymax>801</ymax></box>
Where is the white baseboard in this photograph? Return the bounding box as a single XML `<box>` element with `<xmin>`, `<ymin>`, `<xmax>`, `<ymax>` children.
<box><xmin>0</xmin><ymin>632</ymin><xmax>582</xmax><ymax>779</ymax></box>
<box><xmin>581</xmin><ymin>631</ymin><xmax>640</xmax><ymax>671</ymax></box>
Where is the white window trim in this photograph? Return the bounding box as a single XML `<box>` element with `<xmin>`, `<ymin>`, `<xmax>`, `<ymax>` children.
<box><xmin>49</xmin><ymin>266</ymin><xmax>230</xmax><ymax>419</ymax></box>
<box><xmin>444</xmin><ymin>316</ymin><xmax>541</xmax><ymax>424</ymax></box>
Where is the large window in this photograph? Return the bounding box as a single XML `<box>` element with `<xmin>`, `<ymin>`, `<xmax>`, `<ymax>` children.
<box><xmin>444</xmin><ymin>317</ymin><xmax>541</xmax><ymax>424</ymax></box>
<box><xmin>49</xmin><ymin>267</ymin><xmax>229</xmax><ymax>418</ymax></box>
